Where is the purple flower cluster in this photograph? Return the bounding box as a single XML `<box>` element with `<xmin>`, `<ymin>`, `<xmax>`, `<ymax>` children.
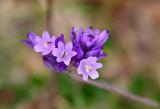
<box><xmin>22</xmin><ymin>27</ymin><xmax>109</xmax><ymax>81</ymax></box>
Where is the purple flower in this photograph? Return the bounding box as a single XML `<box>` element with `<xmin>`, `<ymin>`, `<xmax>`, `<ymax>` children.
<box><xmin>21</xmin><ymin>31</ymin><xmax>41</xmax><ymax>49</ymax></box>
<box><xmin>34</xmin><ymin>31</ymin><xmax>56</xmax><ymax>55</ymax></box>
<box><xmin>70</xmin><ymin>27</ymin><xmax>109</xmax><ymax>49</ymax></box>
<box><xmin>52</xmin><ymin>41</ymin><xmax>77</xmax><ymax>65</ymax></box>
<box><xmin>77</xmin><ymin>57</ymin><xmax>103</xmax><ymax>81</ymax></box>
<box><xmin>42</xmin><ymin>55</ymin><xmax>57</xmax><ymax>70</ymax></box>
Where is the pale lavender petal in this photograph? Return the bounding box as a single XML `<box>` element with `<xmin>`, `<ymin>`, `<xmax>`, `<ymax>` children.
<box><xmin>58</xmin><ymin>41</ymin><xmax>64</xmax><ymax>51</ymax></box>
<box><xmin>35</xmin><ymin>36</ymin><xmax>42</xmax><ymax>44</ymax></box>
<box><xmin>50</xmin><ymin>35</ymin><xmax>56</xmax><ymax>43</ymax></box>
<box><xmin>65</xmin><ymin>42</ymin><xmax>73</xmax><ymax>52</ymax></box>
<box><xmin>42</xmin><ymin>31</ymin><xmax>50</xmax><ymax>41</ymax></box>
<box><xmin>77</xmin><ymin>63</ymin><xmax>83</xmax><ymax>74</ymax></box>
<box><xmin>86</xmin><ymin>57</ymin><xmax>97</xmax><ymax>64</ymax></box>
<box><xmin>56</xmin><ymin>57</ymin><xmax>63</xmax><ymax>63</ymax></box>
<box><xmin>68</xmin><ymin>51</ymin><xmax>77</xmax><ymax>57</ymax></box>
<box><xmin>88</xmin><ymin>69</ymin><xmax>99</xmax><ymax>79</ymax></box>
<box><xmin>92</xmin><ymin>63</ymin><xmax>103</xmax><ymax>69</ymax></box>
<box><xmin>34</xmin><ymin>44</ymin><xmax>44</xmax><ymax>52</ymax></box>
<box><xmin>63</xmin><ymin>57</ymin><xmax>71</xmax><ymax>65</ymax></box>
<box><xmin>52</xmin><ymin>48</ymin><xmax>61</xmax><ymax>56</ymax></box>
<box><xmin>82</xmin><ymin>72</ymin><xmax>88</xmax><ymax>81</ymax></box>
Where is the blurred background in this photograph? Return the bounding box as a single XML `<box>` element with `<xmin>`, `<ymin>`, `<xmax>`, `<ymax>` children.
<box><xmin>0</xmin><ymin>0</ymin><xmax>160</xmax><ymax>109</ymax></box>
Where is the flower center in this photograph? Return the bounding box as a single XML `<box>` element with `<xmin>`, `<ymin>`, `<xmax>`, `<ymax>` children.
<box><xmin>43</xmin><ymin>42</ymin><xmax>52</xmax><ymax>49</ymax></box>
<box><xmin>85</xmin><ymin>65</ymin><xmax>92</xmax><ymax>72</ymax></box>
<box><xmin>62</xmin><ymin>51</ymin><xmax>67</xmax><ymax>57</ymax></box>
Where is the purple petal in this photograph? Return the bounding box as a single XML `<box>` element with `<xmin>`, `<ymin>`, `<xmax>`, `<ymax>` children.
<box><xmin>86</xmin><ymin>57</ymin><xmax>97</xmax><ymax>65</ymax></box>
<box><xmin>42</xmin><ymin>55</ymin><xmax>57</xmax><ymax>70</ymax></box>
<box><xmin>54</xmin><ymin>62</ymin><xmax>67</xmax><ymax>73</ymax></box>
<box><xmin>93</xmin><ymin>30</ymin><xmax>109</xmax><ymax>47</ymax></box>
<box><xmin>92</xmin><ymin>63</ymin><xmax>103</xmax><ymax>69</ymax></box>
<box><xmin>27</xmin><ymin>31</ymin><xmax>41</xmax><ymax>45</ymax></box>
<box><xmin>70</xmin><ymin>27</ymin><xmax>79</xmax><ymax>45</ymax></box>
<box><xmin>21</xmin><ymin>40</ymin><xmax>33</xmax><ymax>49</ymax></box>
<box><xmin>42</xmin><ymin>31</ymin><xmax>50</xmax><ymax>42</ymax></box>
<box><xmin>85</xmin><ymin>27</ymin><xmax>93</xmax><ymax>33</ymax></box>
<box><xmin>88</xmin><ymin>69</ymin><xmax>99</xmax><ymax>79</ymax></box>
<box><xmin>97</xmin><ymin>53</ymin><xmax>107</xmax><ymax>60</ymax></box>
<box><xmin>63</xmin><ymin>57</ymin><xmax>71</xmax><ymax>65</ymax></box>
<box><xmin>55</xmin><ymin>34</ymin><xmax>65</xmax><ymax>48</ymax></box>
<box><xmin>93</xmin><ymin>29</ymin><xmax>100</xmax><ymax>36</ymax></box>
<box><xmin>34</xmin><ymin>44</ymin><xmax>44</xmax><ymax>52</ymax></box>
<box><xmin>82</xmin><ymin>72</ymin><xmax>88</xmax><ymax>81</ymax></box>
<box><xmin>72</xmin><ymin>44</ymin><xmax>84</xmax><ymax>60</ymax></box>
<box><xmin>58</xmin><ymin>41</ymin><xmax>65</xmax><ymax>51</ymax></box>
<box><xmin>52</xmin><ymin>48</ymin><xmax>61</xmax><ymax>57</ymax></box>
<box><xmin>50</xmin><ymin>35</ymin><xmax>56</xmax><ymax>43</ymax></box>
<box><xmin>85</xmin><ymin>45</ymin><xmax>103</xmax><ymax>58</ymax></box>
<box><xmin>65</xmin><ymin>42</ymin><xmax>73</xmax><ymax>52</ymax></box>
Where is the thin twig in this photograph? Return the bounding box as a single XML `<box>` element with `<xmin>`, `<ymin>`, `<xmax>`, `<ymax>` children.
<box><xmin>68</xmin><ymin>73</ymin><xmax>160</xmax><ymax>108</ymax></box>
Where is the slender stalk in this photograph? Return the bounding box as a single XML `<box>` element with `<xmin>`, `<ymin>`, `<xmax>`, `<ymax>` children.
<box><xmin>47</xmin><ymin>0</ymin><xmax>54</xmax><ymax>35</ymax></box>
<box><xmin>68</xmin><ymin>73</ymin><xmax>160</xmax><ymax>108</ymax></box>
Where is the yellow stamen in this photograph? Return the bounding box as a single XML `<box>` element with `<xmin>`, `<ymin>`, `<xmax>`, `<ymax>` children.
<box><xmin>85</xmin><ymin>65</ymin><xmax>91</xmax><ymax>72</ymax></box>
<box><xmin>86</xmin><ymin>66</ymin><xmax>91</xmax><ymax>70</ymax></box>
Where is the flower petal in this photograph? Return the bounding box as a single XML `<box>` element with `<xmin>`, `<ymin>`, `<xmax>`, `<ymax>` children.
<box><xmin>65</xmin><ymin>42</ymin><xmax>73</xmax><ymax>52</ymax></box>
<box><xmin>72</xmin><ymin>44</ymin><xmax>84</xmax><ymax>60</ymax></box>
<box><xmin>86</xmin><ymin>57</ymin><xmax>97</xmax><ymax>65</ymax></box>
<box><xmin>85</xmin><ymin>45</ymin><xmax>103</xmax><ymax>58</ymax></box>
<box><xmin>88</xmin><ymin>69</ymin><xmax>99</xmax><ymax>79</ymax></box>
<box><xmin>42</xmin><ymin>55</ymin><xmax>57</xmax><ymax>70</ymax></box>
<box><xmin>63</xmin><ymin>57</ymin><xmax>71</xmax><ymax>65</ymax></box>
<box><xmin>93</xmin><ymin>30</ymin><xmax>109</xmax><ymax>47</ymax></box>
<box><xmin>54</xmin><ymin>62</ymin><xmax>67</xmax><ymax>73</ymax></box>
<box><xmin>21</xmin><ymin>40</ymin><xmax>33</xmax><ymax>49</ymax></box>
<box><xmin>85</xmin><ymin>27</ymin><xmax>92</xmax><ymax>33</ymax></box>
<box><xmin>42</xmin><ymin>31</ymin><xmax>50</xmax><ymax>42</ymax></box>
<box><xmin>50</xmin><ymin>35</ymin><xmax>56</xmax><ymax>43</ymax></box>
<box><xmin>92</xmin><ymin>63</ymin><xmax>103</xmax><ymax>69</ymax></box>
<box><xmin>82</xmin><ymin>72</ymin><xmax>88</xmax><ymax>81</ymax></box>
<box><xmin>34</xmin><ymin>44</ymin><xmax>44</xmax><ymax>52</ymax></box>
<box><xmin>97</xmin><ymin>53</ymin><xmax>107</xmax><ymax>60</ymax></box>
<box><xmin>55</xmin><ymin>34</ymin><xmax>65</xmax><ymax>48</ymax></box>
<box><xmin>58</xmin><ymin>41</ymin><xmax>65</xmax><ymax>51</ymax></box>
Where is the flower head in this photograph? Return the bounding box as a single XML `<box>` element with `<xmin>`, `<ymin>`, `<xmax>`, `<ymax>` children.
<box><xmin>34</xmin><ymin>31</ymin><xmax>56</xmax><ymax>55</ymax></box>
<box><xmin>77</xmin><ymin>57</ymin><xmax>103</xmax><ymax>81</ymax></box>
<box><xmin>52</xmin><ymin>41</ymin><xmax>77</xmax><ymax>65</ymax></box>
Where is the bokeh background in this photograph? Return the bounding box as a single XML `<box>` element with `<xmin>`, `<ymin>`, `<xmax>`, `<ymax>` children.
<box><xmin>0</xmin><ymin>0</ymin><xmax>160</xmax><ymax>109</ymax></box>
